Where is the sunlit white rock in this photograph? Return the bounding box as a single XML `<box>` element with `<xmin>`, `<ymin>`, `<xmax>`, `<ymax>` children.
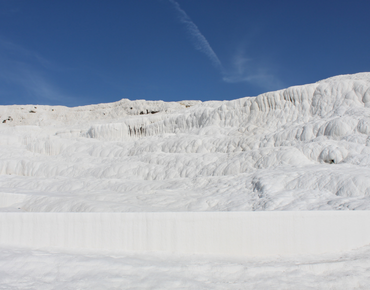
<box><xmin>1</xmin><ymin>73</ymin><xmax>370</xmax><ymax>212</ymax></box>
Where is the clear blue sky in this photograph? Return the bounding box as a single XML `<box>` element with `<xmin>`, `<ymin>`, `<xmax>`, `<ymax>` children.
<box><xmin>1</xmin><ymin>0</ymin><xmax>370</xmax><ymax>107</ymax></box>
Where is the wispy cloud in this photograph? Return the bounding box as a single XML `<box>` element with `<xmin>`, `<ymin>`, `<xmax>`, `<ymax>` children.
<box><xmin>0</xmin><ymin>38</ymin><xmax>74</xmax><ymax>105</ymax></box>
<box><xmin>168</xmin><ymin>0</ymin><xmax>222</xmax><ymax>70</ymax></box>
<box><xmin>0</xmin><ymin>63</ymin><xmax>64</xmax><ymax>103</ymax></box>
<box><xmin>222</xmin><ymin>48</ymin><xmax>284</xmax><ymax>91</ymax></box>
<box><xmin>0</xmin><ymin>39</ymin><xmax>52</xmax><ymax>68</ymax></box>
<box><xmin>168</xmin><ymin>1</ymin><xmax>284</xmax><ymax>92</ymax></box>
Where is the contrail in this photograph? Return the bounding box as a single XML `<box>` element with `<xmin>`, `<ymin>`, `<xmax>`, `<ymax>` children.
<box><xmin>169</xmin><ymin>0</ymin><xmax>222</xmax><ymax>70</ymax></box>
<box><xmin>168</xmin><ymin>1</ymin><xmax>283</xmax><ymax>90</ymax></box>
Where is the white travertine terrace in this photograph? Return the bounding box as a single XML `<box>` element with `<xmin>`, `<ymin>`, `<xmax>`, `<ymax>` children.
<box><xmin>1</xmin><ymin>73</ymin><xmax>370</xmax><ymax>212</ymax></box>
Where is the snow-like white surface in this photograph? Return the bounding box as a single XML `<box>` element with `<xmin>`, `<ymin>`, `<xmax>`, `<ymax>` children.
<box><xmin>2</xmin><ymin>73</ymin><xmax>370</xmax><ymax>287</ymax></box>
<box><xmin>1</xmin><ymin>212</ymin><xmax>370</xmax><ymax>257</ymax></box>
<box><xmin>1</xmin><ymin>73</ymin><xmax>370</xmax><ymax>211</ymax></box>
<box><xmin>1</xmin><ymin>244</ymin><xmax>370</xmax><ymax>289</ymax></box>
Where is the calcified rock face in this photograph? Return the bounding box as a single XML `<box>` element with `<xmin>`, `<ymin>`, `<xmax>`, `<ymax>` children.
<box><xmin>1</xmin><ymin>73</ymin><xmax>370</xmax><ymax>212</ymax></box>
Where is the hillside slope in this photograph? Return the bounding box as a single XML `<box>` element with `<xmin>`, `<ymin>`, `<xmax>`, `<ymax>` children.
<box><xmin>1</xmin><ymin>73</ymin><xmax>370</xmax><ymax>211</ymax></box>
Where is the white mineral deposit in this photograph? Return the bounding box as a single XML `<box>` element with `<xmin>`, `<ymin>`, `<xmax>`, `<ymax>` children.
<box><xmin>1</xmin><ymin>73</ymin><xmax>370</xmax><ymax>288</ymax></box>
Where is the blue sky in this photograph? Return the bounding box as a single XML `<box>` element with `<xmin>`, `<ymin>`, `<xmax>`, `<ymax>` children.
<box><xmin>1</xmin><ymin>0</ymin><xmax>370</xmax><ymax>106</ymax></box>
